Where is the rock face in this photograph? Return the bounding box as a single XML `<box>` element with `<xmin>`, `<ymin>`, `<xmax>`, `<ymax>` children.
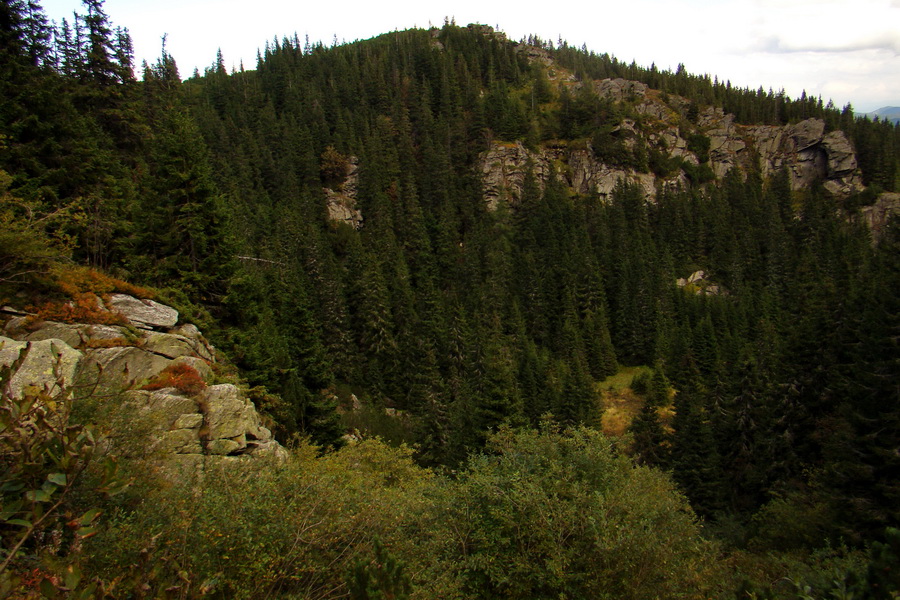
<box><xmin>592</xmin><ymin>78</ymin><xmax>648</xmax><ymax>103</ymax></box>
<box><xmin>479</xmin><ymin>47</ymin><xmax>867</xmax><ymax>212</ymax></box>
<box><xmin>325</xmin><ymin>155</ymin><xmax>363</xmax><ymax>229</ymax></box>
<box><xmin>106</xmin><ymin>293</ymin><xmax>179</xmax><ymax>329</ymax></box>
<box><xmin>0</xmin><ymin>337</ymin><xmax>82</xmax><ymax>400</ymax></box>
<box><xmin>676</xmin><ymin>271</ymin><xmax>724</xmax><ymax>296</ymax></box>
<box><xmin>699</xmin><ymin>114</ymin><xmax>863</xmax><ymax>195</ymax></box>
<box><xmin>1</xmin><ymin>295</ymin><xmax>285</xmax><ymax>466</ymax></box>
<box><xmin>79</xmin><ymin>345</ymin><xmax>173</xmax><ymax>394</ymax></box>
<box><xmin>114</xmin><ymin>384</ymin><xmax>284</xmax><ymax>460</ymax></box>
<box><xmin>861</xmin><ymin>192</ymin><xmax>900</xmax><ymax>239</ymax></box>
<box><xmin>480</xmin><ymin>140</ymin><xmax>674</xmax><ymax>208</ymax></box>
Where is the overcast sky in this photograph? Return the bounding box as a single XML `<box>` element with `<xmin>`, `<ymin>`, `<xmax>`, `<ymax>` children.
<box><xmin>41</xmin><ymin>0</ymin><xmax>899</xmax><ymax>113</ymax></box>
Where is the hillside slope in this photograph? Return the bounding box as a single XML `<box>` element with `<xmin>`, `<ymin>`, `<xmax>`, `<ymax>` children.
<box><xmin>2</xmin><ymin>8</ymin><xmax>899</xmax><ymax>589</ymax></box>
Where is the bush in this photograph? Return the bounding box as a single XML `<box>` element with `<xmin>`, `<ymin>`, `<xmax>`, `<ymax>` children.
<box><xmin>82</xmin><ymin>440</ymin><xmax>438</xmax><ymax>599</ymax></box>
<box><xmin>50</xmin><ymin>265</ymin><xmax>154</xmax><ymax>300</ymax></box>
<box><xmin>74</xmin><ymin>427</ymin><xmax>726</xmax><ymax>599</ymax></box>
<box><xmin>0</xmin><ymin>350</ymin><xmax>128</xmax><ymax>597</ymax></box>
<box><xmin>141</xmin><ymin>363</ymin><xmax>207</xmax><ymax>396</ymax></box>
<box><xmin>631</xmin><ymin>369</ymin><xmax>651</xmax><ymax>395</ymax></box>
<box><xmin>26</xmin><ymin>293</ymin><xmax>129</xmax><ymax>327</ymax></box>
<box><xmin>425</xmin><ymin>425</ymin><xmax>723</xmax><ymax>599</ymax></box>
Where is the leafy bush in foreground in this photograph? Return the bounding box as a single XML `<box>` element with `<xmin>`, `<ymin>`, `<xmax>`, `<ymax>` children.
<box><xmin>425</xmin><ymin>425</ymin><xmax>722</xmax><ymax>599</ymax></box>
<box><xmin>79</xmin><ymin>426</ymin><xmax>723</xmax><ymax>599</ymax></box>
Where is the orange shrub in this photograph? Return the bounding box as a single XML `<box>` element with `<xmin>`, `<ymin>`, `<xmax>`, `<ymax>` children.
<box><xmin>27</xmin><ymin>293</ymin><xmax>128</xmax><ymax>326</ymax></box>
<box><xmin>142</xmin><ymin>363</ymin><xmax>207</xmax><ymax>396</ymax></box>
<box><xmin>51</xmin><ymin>265</ymin><xmax>154</xmax><ymax>299</ymax></box>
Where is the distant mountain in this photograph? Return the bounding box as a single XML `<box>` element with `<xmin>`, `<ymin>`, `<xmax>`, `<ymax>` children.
<box><xmin>862</xmin><ymin>106</ymin><xmax>900</xmax><ymax>124</ymax></box>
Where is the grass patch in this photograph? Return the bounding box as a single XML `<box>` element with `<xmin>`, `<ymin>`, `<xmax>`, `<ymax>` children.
<box><xmin>597</xmin><ymin>366</ymin><xmax>653</xmax><ymax>437</ymax></box>
<box><xmin>598</xmin><ymin>365</ymin><xmax>651</xmax><ymax>392</ymax></box>
<box><xmin>600</xmin><ymin>390</ymin><xmax>643</xmax><ymax>437</ymax></box>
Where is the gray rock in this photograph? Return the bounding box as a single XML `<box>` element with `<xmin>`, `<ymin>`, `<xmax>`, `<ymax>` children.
<box><xmin>593</xmin><ymin>78</ymin><xmax>648</xmax><ymax>102</ymax></box>
<box><xmin>789</xmin><ymin>119</ymin><xmax>825</xmax><ymax>151</ymax></box>
<box><xmin>122</xmin><ymin>389</ymin><xmax>200</xmax><ymax>430</ymax></box>
<box><xmin>201</xmin><ymin>384</ymin><xmax>263</xmax><ymax>441</ymax></box>
<box><xmin>171</xmin><ymin>323</ymin><xmax>202</xmax><ymax>339</ymax></box>
<box><xmin>479</xmin><ymin>140</ymin><xmax>663</xmax><ymax>210</ymax></box>
<box><xmin>3</xmin><ymin>316</ymin><xmax>28</xmax><ymax>336</ymax></box>
<box><xmin>822</xmin><ymin>131</ymin><xmax>858</xmax><ymax>177</ymax></box>
<box><xmin>861</xmin><ymin>192</ymin><xmax>900</xmax><ymax>240</ymax></box>
<box><xmin>247</xmin><ymin>440</ymin><xmax>289</xmax><ymax>461</ymax></box>
<box><xmin>325</xmin><ymin>155</ymin><xmax>363</xmax><ymax>228</ymax></box>
<box><xmin>171</xmin><ymin>413</ymin><xmax>204</xmax><ymax>429</ymax></box>
<box><xmin>207</xmin><ymin>438</ymin><xmax>243</xmax><ymax>455</ymax></box>
<box><xmin>156</xmin><ymin>429</ymin><xmax>203</xmax><ymax>454</ymax></box>
<box><xmin>518</xmin><ymin>44</ymin><xmax>553</xmax><ymax>67</ymax></box>
<box><xmin>22</xmin><ymin>322</ymin><xmax>83</xmax><ymax>347</ymax></box>
<box><xmin>142</xmin><ymin>331</ymin><xmax>199</xmax><ymax>359</ymax></box>
<box><xmin>0</xmin><ymin>336</ymin><xmax>82</xmax><ymax>400</ymax></box>
<box><xmin>80</xmin><ymin>346</ymin><xmax>171</xmax><ymax>393</ymax></box>
<box><xmin>325</xmin><ymin>190</ymin><xmax>363</xmax><ymax>229</ymax></box>
<box><xmin>480</xmin><ymin>141</ymin><xmax>546</xmax><ymax>210</ymax></box>
<box><xmin>107</xmin><ymin>294</ymin><xmax>178</xmax><ymax>329</ymax></box>
<box><xmin>23</xmin><ymin>322</ymin><xmax>130</xmax><ymax>348</ymax></box>
<box><xmin>167</xmin><ymin>325</ymin><xmax>215</xmax><ymax>361</ymax></box>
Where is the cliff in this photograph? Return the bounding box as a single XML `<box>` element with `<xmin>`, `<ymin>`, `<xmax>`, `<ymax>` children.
<box><xmin>479</xmin><ymin>66</ymin><xmax>865</xmax><ymax>208</ymax></box>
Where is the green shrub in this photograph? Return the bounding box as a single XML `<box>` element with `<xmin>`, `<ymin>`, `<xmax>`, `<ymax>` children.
<box><xmin>0</xmin><ymin>350</ymin><xmax>128</xmax><ymax>598</ymax></box>
<box><xmin>424</xmin><ymin>425</ymin><xmax>723</xmax><ymax>599</ymax></box>
<box><xmin>83</xmin><ymin>440</ymin><xmax>438</xmax><ymax>599</ymax></box>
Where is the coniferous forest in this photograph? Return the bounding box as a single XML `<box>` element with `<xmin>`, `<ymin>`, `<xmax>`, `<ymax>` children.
<box><xmin>2</xmin><ymin>1</ymin><xmax>900</xmax><ymax>597</ymax></box>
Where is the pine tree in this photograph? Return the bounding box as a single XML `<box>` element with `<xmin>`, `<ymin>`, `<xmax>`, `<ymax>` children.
<box><xmin>139</xmin><ymin>109</ymin><xmax>234</xmax><ymax>302</ymax></box>
<box><xmin>671</xmin><ymin>382</ymin><xmax>725</xmax><ymax>516</ymax></box>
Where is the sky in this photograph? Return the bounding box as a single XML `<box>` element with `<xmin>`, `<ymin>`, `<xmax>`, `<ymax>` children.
<box><xmin>41</xmin><ymin>0</ymin><xmax>900</xmax><ymax>113</ymax></box>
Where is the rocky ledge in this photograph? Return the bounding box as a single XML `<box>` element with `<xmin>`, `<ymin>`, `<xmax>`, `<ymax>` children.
<box><xmin>1</xmin><ymin>294</ymin><xmax>286</xmax><ymax>470</ymax></box>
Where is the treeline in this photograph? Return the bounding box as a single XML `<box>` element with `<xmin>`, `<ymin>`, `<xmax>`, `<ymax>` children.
<box><xmin>2</xmin><ymin>0</ymin><xmax>899</xmax><ymax>576</ymax></box>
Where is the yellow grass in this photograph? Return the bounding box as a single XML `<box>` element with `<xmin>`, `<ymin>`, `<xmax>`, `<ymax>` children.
<box><xmin>597</xmin><ymin>366</ymin><xmax>676</xmax><ymax>437</ymax></box>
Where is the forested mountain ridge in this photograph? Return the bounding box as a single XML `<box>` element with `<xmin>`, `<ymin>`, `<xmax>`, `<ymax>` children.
<box><xmin>2</xmin><ymin>2</ymin><xmax>900</xmax><ymax>596</ymax></box>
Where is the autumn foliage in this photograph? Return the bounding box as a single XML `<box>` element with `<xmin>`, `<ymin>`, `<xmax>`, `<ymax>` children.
<box><xmin>26</xmin><ymin>293</ymin><xmax>128</xmax><ymax>327</ymax></box>
<box><xmin>51</xmin><ymin>265</ymin><xmax>154</xmax><ymax>299</ymax></box>
<box><xmin>22</xmin><ymin>266</ymin><xmax>156</xmax><ymax>327</ymax></box>
<box><xmin>141</xmin><ymin>363</ymin><xmax>207</xmax><ymax>395</ymax></box>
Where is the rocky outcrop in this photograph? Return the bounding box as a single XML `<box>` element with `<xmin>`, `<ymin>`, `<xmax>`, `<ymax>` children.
<box><xmin>480</xmin><ymin>142</ymin><xmax>547</xmax><ymax>209</ymax></box>
<box><xmin>861</xmin><ymin>192</ymin><xmax>900</xmax><ymax>239</ymax></box>
<box><xmin>592</xmin><ymin>78</ymin><xmax>648</xmax><ymax>103</ymax></box>
<box><xmin>115</xmin><ymin>384</ymin><xmax>284</xmax><ymax>460</ymax></box>
<box><xmin>0</xmin><ymin>337</ymin><xmax>82</xmax><ymax>400</ymax></box>
<box><xmin>676</xmin><ymin>270</ymin><xmax>724</xmax><ymax>296</ymax></box>
<box><xmin>106</xmin><ymin>294</ymin><xmax>178</xmax><ymax>329</ymax></box>
<box><xmin>326</xmin><ymin>192</ymin><xmax>363</xmax><ymax>229</ymax></box>
<box><xmin>480</xmin><ymin>140</ymin><xmax>677</xmax><ymax>208</ymax></box>
<box><xmin>696</xmin><ymin>112</ymin><xmax>863</xmax><ymax>195</ymax></box>
<box><xmin>1</xmin><ymin>295</ymin><xmax>285</xmax><ymax>466</ymax></box>
<box><xmin>480</xmin><ymin>112</ymin><xmax>864</xmax><ymax>211</ymax></box>
<box><xmin>482</xmin><ymin>47</ymin><xmax>867</xmax><ymax>211</ymax></box>
<box><xmin>325</xmin><ymin>155</ymin><xmax>363</xmax><ymax>228</ymax></box>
